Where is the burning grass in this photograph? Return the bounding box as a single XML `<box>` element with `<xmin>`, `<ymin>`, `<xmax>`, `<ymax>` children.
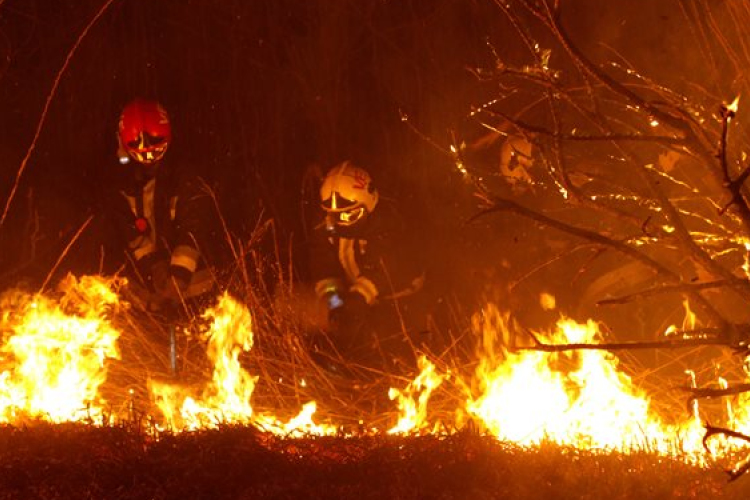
<box><xmin>4</xmin><ymin>273</ymin><xmax>750</xmax><ymax>497</ymax></box>
<box><xmin>0</xmin><ymin>422</ymin><xmax>746</xmax><ymax>500</ymax></box>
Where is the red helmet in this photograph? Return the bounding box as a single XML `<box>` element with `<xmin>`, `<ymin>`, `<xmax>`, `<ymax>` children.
<box><xmin>118</xmin><ymin>98</ymin><xmax>172</xmax><ymax>164</ymax></box>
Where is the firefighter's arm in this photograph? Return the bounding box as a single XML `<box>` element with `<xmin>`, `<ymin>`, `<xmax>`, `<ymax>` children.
<box><xmin>316</xmin><ymin>278</ymin><xmax>369</xmax><ymax>332</ymax></box>
<box><xmin>169</xmin><ymin>176</ymin><xmax>212</xmax><ymax>286</ymax></box>
<box><xmin>138</xmin><ymin>253</ymin><xmax>189</xmax><ymax>306</ymax></box>
<box><xmin>363</xmin><ymin>226</ymin><xmax>425</xmax><ymax>302</ymax></box>
<box><xmin>315</xmin><ymin>278</ymin><xmax>345</xmax><ymax>310</ymax></box>
<box><xmin>311</xmin><ymin>220</ymin><xmax>348</xmax><ymax>306</ymax></box>
<box><xmin>312</xmin><ymin>253</ymin><xmax>377</xmax><ymax>307</ymax></box>
<box><xmin>350</xmin><ymin>276</ymin><xmax>379</xmax><ymax>305</ymax></box>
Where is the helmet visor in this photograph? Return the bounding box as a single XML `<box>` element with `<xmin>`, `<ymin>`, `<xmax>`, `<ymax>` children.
<box><xmin>322</xmin><ymin>192</ymin><xmax>366</xmax><ymax>226</ymax></box>
<box><xmin>126</xmin><ymin>133</ymin><xmax>169</xmax><ymax>164</ymax></box>
<box><xmin>321</xmin><ymin>192</ymin><xmax>357</xmax><ymax>211</ymax></box>
<box><xmin>332</xmin><ymin>206</ymin><xmax>365</xmax><ymax>226</ymax></box>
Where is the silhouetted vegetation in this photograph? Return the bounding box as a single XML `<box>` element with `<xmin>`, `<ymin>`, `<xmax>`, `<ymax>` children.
<box><xmin>1</xmin><ymin>423</ymin><xmax>748</xmax><ymax>500</ymax></box>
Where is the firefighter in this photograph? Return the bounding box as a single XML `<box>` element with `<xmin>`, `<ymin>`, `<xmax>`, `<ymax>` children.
<box><xmin>309</xmin><ymin>161</ymin><xmax>428</xmax><ymax>371</ymax></box>
<box><xmin>104</xmin><ymin>98</ymin><xmax>216</xmax><ymax>313</ymax></box>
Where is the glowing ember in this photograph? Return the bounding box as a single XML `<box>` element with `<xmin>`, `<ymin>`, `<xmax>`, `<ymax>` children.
<box><xmin>0</xmin><ymin>275</ymin><xmax>121</xmax><ymax>423</ymax></box>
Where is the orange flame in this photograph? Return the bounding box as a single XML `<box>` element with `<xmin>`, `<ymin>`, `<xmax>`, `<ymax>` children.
<box><xmin>388</xmin><ymin>355</ymin><xmax>444</xmax><ymax>434</ymax></box>
<box><xmin>150</xmin><ymin>293</ymin><xmax>335</xmax><ymax>435</ymax></box>
<box><xmin>0</xmin><ymin>275</ymin><xmax>121</xmax><ymax>423</ymax></box>
<box><xmin>3</xmin><ymin>274</ymin><xmax>750</xmax><ymax>464</ymax></box>
<box><xmin>728</xmin><ymin>95</ymin><xmax>740</xmax><ymax>114</ymax></box>
<box><xmin>464</xmin><ymin>305</ymin><xmax>706</xmax><ymax>456</ymax></box>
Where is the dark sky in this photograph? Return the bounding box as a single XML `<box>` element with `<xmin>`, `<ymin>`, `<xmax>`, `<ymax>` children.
<box><xmin>0</xmin><ymin>0</ymin><xmax>733</xmax><ymax>316</ymax></box>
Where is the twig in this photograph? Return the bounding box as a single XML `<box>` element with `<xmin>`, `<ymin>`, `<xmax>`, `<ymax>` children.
<box><xmin>596</xmin><ymin>280</ymin><xmax>732</xmax><ymax>306</ymax></box>
<box><xmin>471</xmin><ymin>196</ymin><xmax>740</xmax><ymax>337</ymax></box>
<box><xmin>516</xmin><ymin>335</ymin><xmax>732</xmax><ymax>353</ymax></box>
<box><xmin>480</xmin><ymin>107</ymin><xmax>686</xmax><ymax>146</ymax></box>
<box><xmin>703</xmin><ymin>423</ymin><xmax>750</xmax><ymax>481</ymax></box>
<box><xmin>0</xmin><ymin>0</ymin><xmax>119</xmax><ymax>229</ymax></box>
<box><xmin>39</xmin><ymin>215</ymin><xmax>94</xmax><ymax>293</ymax></box>
<box><xmin>717</xmin><ymin>102</ymin><xmax>750</xmax><ymax>233</ymax></box>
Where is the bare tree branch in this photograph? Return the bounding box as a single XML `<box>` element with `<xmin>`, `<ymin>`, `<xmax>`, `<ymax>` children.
<box><xmin>704</xmin><ymin>423</ymin><xmax>750</xmax><ymax>481</ymax></box>
<box><xmin>470</xmin><ymin>196</ymin><xmax>739</xmax><ymax>335</ymax></box>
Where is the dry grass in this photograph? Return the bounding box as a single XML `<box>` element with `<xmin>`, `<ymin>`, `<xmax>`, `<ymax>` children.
<box><xmin>0</xmin><ymin>422</ymin><xmax>747</xmax><ymax>500</ymax></box>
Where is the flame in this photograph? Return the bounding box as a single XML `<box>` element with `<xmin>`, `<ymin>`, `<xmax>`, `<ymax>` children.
<box><xmin>728</xmin><ymin>95</ymin><xmax>740</xmax><ymax>114</ymax></box>
<box><xmin>663</xmin><ymin>299</ymin><xmax>697</xmax><ymax>338</ymax></box>
<box><xmin>464</xmin><ymin>305</ymin><xmax>706</xmax><ymax>455</ymax></box>
<box><xmin>3</xmin><ymin>273</ymin><xmax>750</xmax><ymax>466</ymax></box>
<box><xmin>150</xmin><ymin>293</ymin><xmax>258</xmax><ymax>429</ymax></box>
<box><xmin>387</xmin><ymin>355</ymin><xmax>444</xmax><ymax>434</ymax></box>
<box><xmin>0</xmin><ymin>275</ymin><xmax>121</xmax><ymax>423</ymax></box>
<box><xmin>681</xmin><ymin>299</ymin><xmax>696</xmax><ymax>331</ymax></box>
<box><xmin>150</xmin><ymin>293</ymin><xmax>335</xmax><ymax>435</ymax></box>
<box><xmin>255</xmin><ymin>401</ymin><xmax>336</xmax><ymax>436</ymax></box>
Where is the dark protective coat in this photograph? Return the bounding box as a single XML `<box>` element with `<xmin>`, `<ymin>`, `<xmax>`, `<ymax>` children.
<box><xmin>310</xmin><ymin>198</ymin><xmax>425</xmax><ymax>306</ymax></box>
<box><xmin>101</xmin><ymin>155</ymin><xmax>216</xmax><ymax>294</ymax></box>
<box><xmin>307</xmin><ymin>196</ymin><xmax>447</xmax><ymax>367</ymax></box>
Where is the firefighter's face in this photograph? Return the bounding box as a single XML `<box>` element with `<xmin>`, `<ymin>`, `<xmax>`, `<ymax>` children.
<box><xmin>322</xmin><ymin>191</ymin><xmax>368</xmax><ymax>228</ymax></box>
<box><xmin>126</xmin><ymin>132</ymin><xmax>169</xmax><ymax>165</ymax></box>
<box><xmin>329</xmin><ymin>207</ymin><xmax>366</xmax><ymax>227</ymax></box>
<box><xmin>325</xmin><ymin>210</ymin><xmax>367</xmax><ymax>237</ymax></box>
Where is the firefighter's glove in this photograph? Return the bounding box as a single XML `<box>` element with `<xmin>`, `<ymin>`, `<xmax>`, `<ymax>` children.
<box><xmin>326</xmin><ymin>291</ymin><xmax>345</xmax><ymax>312</ymax></box>
<box><xmin>159</xmin><ymin>275</ymin><xmax>189</xmax><ymax>304</ymax></box>
<box><xmin>149</xmin><ymin>261</ymin><xmax>189</xmax><ymax>309</ymax></box>
<box><xmin>149</xmin><ymin>260</ymin><xmax>171</xmax><ymax>294</ymax></box>
<box><xmin>325</xmin><ymin>291</ymin><xmax>345</xmax><ymax>332</ymax></box>
<box><xmin>327</xmin><ymin>291</ymin><xmax>368</xmax><ymax>334</ymax></box>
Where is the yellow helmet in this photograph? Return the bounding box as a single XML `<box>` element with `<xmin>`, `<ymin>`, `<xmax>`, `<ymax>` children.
<box><xmin>320</xmin><ymin>161</ymin><xmax>379</xmax><ymax>226</ymax></box>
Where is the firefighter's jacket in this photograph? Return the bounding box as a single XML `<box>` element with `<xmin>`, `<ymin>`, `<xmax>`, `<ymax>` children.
<box><xmin>103</xmin><ymin>160</ymin><xmax>213</xmax><ymax>291</ymax></box>
<box><xmin>310</xmin><ymin>200</ymin><xmax>424</xmax><ymax>306</ymax></box>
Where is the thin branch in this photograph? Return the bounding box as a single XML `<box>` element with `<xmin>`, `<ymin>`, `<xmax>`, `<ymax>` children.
<box><xmin>39</xmin><ymin>215</ymin><xmax>94</xmax><ymax>293</ymax></box>
<box><xmin>472</xmin><ymin>197</ymin><xmax>687</xmax><ymax>284</ymax></box>
<box><xmin>0</xmin><ymin>0</ymin><xmax>119</xmax><ymax>229</ymax></box>
<box><xmin>703</xmin><ymin>423</ymin><xmax>750</xmax><ymax>481</ymax></box>
<box><xmin>596</xmin><ymin>280</ymin><xmax>733</xmax><ymax>306</ymax></box>
<box><xmin>470</xmin><ymin>196</ymin><xmax>738</xmax><ymax>336</ymax></box>
<box><xmin>516</xmin><ymin>335</ymin><xmax>731</xmax><ymax>353</ymax></box>
<box><xmin>523</xmin><ymin>0</ymin><xmax>715</xmax><ymax>157</ymax></box>
<box><xmin>718</xmin><ymin>103</ymin><xmax>750</xmax><ymax>230</ymax></box>
<box><xmin>479</xmin><ymin>107</ymin><xmax>688</xmax><ymax>145</ymax></box>
<box><xmin>686</xmin><ymin>383</ymin><xmax>750</xmax><ymax>401</ymax></box>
